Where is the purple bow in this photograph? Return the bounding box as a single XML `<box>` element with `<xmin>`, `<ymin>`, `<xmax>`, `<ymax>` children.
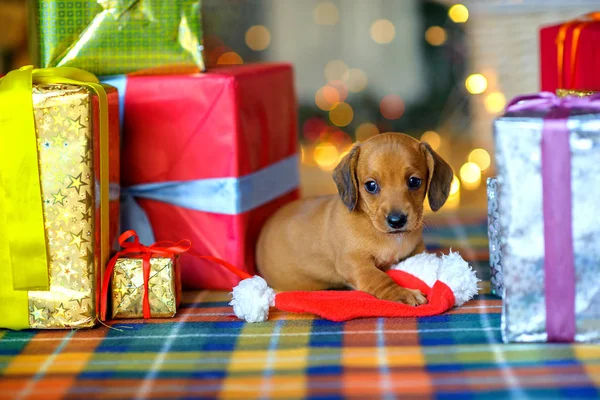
<box><xmin>506</xmin><ymin>91</ymin><xmax>600</xmax><ymax>112</ymax></box>
<box><xmin>504</xmin><ymin>91</ymin><xmax>600</xmax><ymax>342</ymax></box>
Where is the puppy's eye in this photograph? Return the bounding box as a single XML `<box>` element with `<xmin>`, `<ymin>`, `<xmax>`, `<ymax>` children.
<box><xmin>408</xmin><ymin>177</ymin><xmax>422</xmax><ymax>189</ymax></box>
<box><xmin>364</xmin><ymin>180</ymin><xmax>379</xmax><ymax>194</ymax></box>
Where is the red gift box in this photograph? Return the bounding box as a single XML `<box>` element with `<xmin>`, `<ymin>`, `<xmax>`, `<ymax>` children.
<box><xmin>540</xmin><ymin>12</ymin><xmax>600</xmax><ymax>92</ymax></box>
<box><xmin>104</xmin><ymin>64</ymin><xmax>300</xmax><ymax>290</ymax></box>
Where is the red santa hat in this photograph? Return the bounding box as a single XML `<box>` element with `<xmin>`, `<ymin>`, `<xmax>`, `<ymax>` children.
<box><xmin>218</xmin><ymin>251</ymin><xmax>480</xmax><ymax>323</ymax></box>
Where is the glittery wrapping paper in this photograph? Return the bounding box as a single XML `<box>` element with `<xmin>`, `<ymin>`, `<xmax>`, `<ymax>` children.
<box><xmin>556</xmin><ymin>89</ymin><xmax>598</xmax><ymax>98</ymax></box>
<box><xmin>25</xmin><ymin>83</ymin><xmax>119</xmax><ymax>329</ymax></box>
<box><xmin>30</xmin><ymin>0</ymin><xmax>205</xmax><ymax>76</ymax></box>
<box><xmin>494</xmin><ymin>110</ymin><xmax>600</xmax><ymax>343</ymax></box>
<box><xmin>486</xmin><ymin>177</ymin><xmax>503</xmax><ymax>298</ymax></box>
<box><xmin>111</xmin><ymin>257</ymin><xmax>181</xmax><ymax>319</ymax></box>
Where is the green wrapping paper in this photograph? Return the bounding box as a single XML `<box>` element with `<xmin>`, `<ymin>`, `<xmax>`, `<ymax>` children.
<box><xmin>30</xmin><ymin>0</ymin><xmax>205</xmax><ymax>76</ymax></box>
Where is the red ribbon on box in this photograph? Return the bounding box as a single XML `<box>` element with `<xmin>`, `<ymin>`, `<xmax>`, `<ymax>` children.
<box><xmin>100</xmin><ymin>230</ymin><xmax>191</xmax><ymax>320</ymax></box>
<box><xmin>100</xmin><ymin>230</ymin><xmax>251</xmax><ymax>320</ymax></box>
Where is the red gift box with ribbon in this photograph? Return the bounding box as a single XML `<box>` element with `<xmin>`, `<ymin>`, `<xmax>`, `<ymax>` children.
<box><xmin>540</xmin><ymin>12</ymin><xmax>600</xmax><ymax>92</ymax></box>
<box><xmin>102</xmin><ymin>63</ymin><xmax>300</xmax><ymax>290</ymax></box>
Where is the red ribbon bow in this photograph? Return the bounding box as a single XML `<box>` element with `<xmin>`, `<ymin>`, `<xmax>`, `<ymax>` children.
<box><xmin>100</xmin><ymin>230</ymin><xmax>252</xmax><ymax>321</ymax></box>
<box><xmin>100</xmin><ymin>230</ymin><xmax>192</xmax><ymax>320</ymax></box>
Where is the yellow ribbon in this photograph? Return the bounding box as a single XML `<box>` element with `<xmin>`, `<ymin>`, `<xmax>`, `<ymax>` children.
<box><xmin>0</xmin><ymin>66</ymin><xmax>110</xmax><ymax>330</ymax></box>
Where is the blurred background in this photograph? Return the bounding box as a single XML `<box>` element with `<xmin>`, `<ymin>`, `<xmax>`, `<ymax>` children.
<box><xmin>2</xmin><ymin>0</ymin><xmax>599</xmax><ymax>216</ymax></box>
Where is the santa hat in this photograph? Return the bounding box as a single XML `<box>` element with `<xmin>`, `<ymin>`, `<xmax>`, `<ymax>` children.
<box><xmin>216</xmin><ymin>251</ymin><xmax>480</xmax><ymax>323</ymax></box>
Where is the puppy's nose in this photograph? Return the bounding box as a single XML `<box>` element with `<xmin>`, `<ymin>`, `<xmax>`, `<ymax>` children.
<box><xmin>387</xmin><ymin>212</ymin><xmax>408</xmax><ymax>230</ymax></box>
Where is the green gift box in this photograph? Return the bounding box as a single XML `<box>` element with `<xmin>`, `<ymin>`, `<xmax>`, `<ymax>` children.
<box><xmin>29</xmin><ymin>0</ymin><xmax>205</xmax><ymax>76</ymax></box>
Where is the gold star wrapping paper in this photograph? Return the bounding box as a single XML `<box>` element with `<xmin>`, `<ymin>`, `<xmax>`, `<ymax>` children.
<box><xmin>26</xmin><ymin>83</ymin><xmax>120</xmax><ymax>329</ymax></box>
<box><xmin>111</xmin><ymin>257</ymin><xmax>181</xmax><ymax>319</ymax></box>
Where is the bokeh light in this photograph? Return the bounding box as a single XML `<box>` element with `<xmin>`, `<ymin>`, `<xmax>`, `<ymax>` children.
<box><xmin>329</xmin><ymin>102</ymin><xmax>354</xmax><ymax>127</ymax></box>
<box><xmin>460</xmin><ymin>162</ymin><xmax>481</xmax><ymax>190</ymax></box>
<box><xmin>327</xmin><ymin>80</ymin><xmax>348</xmax><ymax>102</ymax></box>
<box><xmin>484</xmin><ymin>91</ymin><xmax>506</xmax><ymax>113</ymax></box>
<box><xmin>325</xmin><ymin>60</ymin><xmax>349</xmax><ymax>81</ymax></box>
<box><xmin>314</xmin><ymin>142</ymin><xmax>339</xmax><ymax>170</ymax></box>
<box><xmin>420</xmin><ymin>130</ymin><xmax>441</xmax><ymax>150</ymax></box>
<box><xmin>380</xmin><ymin>95</ymin><xmax>405</xmax><ymax>120</ymax></box>
<box><xmin>449</xmin><ymin>4</ymin><xmax>469</xmax><ymax>23</ymax></box>
<box><xmin>445</xmin><ymin>190</ymin><xmax>460</xmax><ymax>210</ymax></box>
<box><xmin>450</xmin><ymin>175</ymin><xmax>460</xmax><ymax>196</ymax></box>
<box><xmin>217</xmin><ymin>52</ymin><xmax>243</xmax><ymax>65</ymax></box>
<box><xmin>356</xmin><ymin>122</ymin><xmax>379</xmax><ymax>142</ymax></box>
<box><xmin>303</xmin><ymin>117</ymin><xmax>328</xmax><ymax>142</ymax></box>
<box><xmin>481</xmin><ymin>68</ymin><xmax>498</xmax><ymax>88</ymax></box>
<box><xmin>465</xmin><ymin>73</ymin><xmax>487</xmax><ymax>94</ymax></box>
<box><xmin>322</xmin><ymin>85</ymin><xmax>341</xmax><ymax>104</ymax></box>
<box><xmin>370</xmin><ymin>19</ymin><xmax>396</xmax><ymax>44</ymax></box>
<box><xmin>314</xmin><ymin>2</ymin><xmax>339</xmax><ymax>25</ymax></box>
<box><xmin>315</xmin><ymin>86</ymin><xmax>339</xmax><ymax>111</ymax></box>
<box><xmin>329</xmin><ymin>129</ymin><xmax>352</xmax><ymax>147</ymax></box>
<box><xmin>245</xmin><ymin>25</ymin><xmax>271</xmax><ymax>51</ymax></box>
<box><xmin>468</xmin><ymin>148</ymin><xmax>491</xmax><ymax>171</ymax></box>
<box><xmin>342</xmin><ymin>68</ymin><xmax>368</xmax><ymax>92</ymax></box>
<box><xmin>208</xmin><ymin>45</ymin><xmax>232</xmax><ymax>65</ymax></box>
<box><xmin>425</xmin><ymin>26</ymin><xmax>447</xmax><ymax>46</ymax></box>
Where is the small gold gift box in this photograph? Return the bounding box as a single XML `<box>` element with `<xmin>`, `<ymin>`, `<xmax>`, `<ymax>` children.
<box><xmin>111</xmin><ymin>256</ymin><xmax>182</xmax><ymax>319</ymax></box>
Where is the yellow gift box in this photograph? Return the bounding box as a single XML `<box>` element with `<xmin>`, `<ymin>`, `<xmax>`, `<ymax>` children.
<box><xmin>0</xmin><ymin>66</ymin><xmax>119</xmax><ymax>329</ymax></box>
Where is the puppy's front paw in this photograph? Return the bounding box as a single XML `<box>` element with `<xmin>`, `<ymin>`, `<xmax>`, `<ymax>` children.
<box><xmin>395</xmin><ymin>288</ymin><xmax>428</xmax><ymax>306</ymax></box>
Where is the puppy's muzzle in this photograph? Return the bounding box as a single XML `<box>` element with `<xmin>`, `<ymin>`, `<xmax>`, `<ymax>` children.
<box><xmin>386</xmin><ymin>212</ymin><xmax>408</xmax><ymax>230</ymax></box>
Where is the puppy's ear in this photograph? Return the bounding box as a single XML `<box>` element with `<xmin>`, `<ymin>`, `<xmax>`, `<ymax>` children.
<box><xmin>333</xmin><ymin>145</ymin><xmax>360</xmax><ymax>211</ymax></box>
<box><xmin>421</xmin><ymin>142</ymin><xmax>453</xmax><ymax>211</ymax></box>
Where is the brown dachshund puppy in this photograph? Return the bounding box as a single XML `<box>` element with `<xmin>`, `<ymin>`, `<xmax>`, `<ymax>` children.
<box><xmin>256</xmin><ymin>132</ymin><xmax>453</xmax><ymax>305</ymax></box>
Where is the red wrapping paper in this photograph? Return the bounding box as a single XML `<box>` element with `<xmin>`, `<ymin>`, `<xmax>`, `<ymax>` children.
<box><xmin>120</xmin><ymin>63</ymin><xmax>299</xmax><ymax>290</ymax></box>
<box><xmin>540</xmin><ymin>15</ymin><xmax>600</xmax><ymax>92</ymax></box>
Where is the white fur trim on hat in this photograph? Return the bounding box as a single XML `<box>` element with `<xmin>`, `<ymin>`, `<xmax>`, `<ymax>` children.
<box><xmin>231</xmin><ymin>252</ymin><xmax>480</xmax><ymax>323</ymax></box>
<box><xmin>392</xmin><ymin>250</ymin><xmax>480</xmax><ymax>306</ymax></box>
<box><xmin>229</xmin><ymin>276</ymin><xmax>275</xmax><ymax>323</ymax></box>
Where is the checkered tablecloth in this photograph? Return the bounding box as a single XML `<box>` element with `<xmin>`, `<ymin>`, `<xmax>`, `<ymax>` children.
<box><xmin>1</xmin><ymin>211</ymin><xmax>599</xmax><ymax>399</ymax></box>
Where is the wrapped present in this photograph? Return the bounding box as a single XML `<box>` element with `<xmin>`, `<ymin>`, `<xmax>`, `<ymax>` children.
<box><xmin>486</xmin><ymin>177</ymin><xmax>503</xmax><ymax>298</ymax></box>
<box><xmin>101</xmin><ymin>231</ymin><xmax>189</xmax><ymax>320</ymax></box>
<box><xmin>29</xmin><ymin>0</ymin><xmax>204</xmax><ymax>76</ymax></box>
<box><xmin>101</xmin><ymin>63</ymin><xmax>300</xmax><ymax>290</ymax></box>
<box><xmin>540</xmin><ymin>12</ymin><xmax>600</xmax><ymax>92</ymax></box>
<box><xmin>494</xmin><ymin>92</ymin><xmax>600</xmax><ymax>343</ymax></box>
<box><xmin>0</xmin><ymin>66</ymin><xmax>120</xmax><ymax>330</ymax></box>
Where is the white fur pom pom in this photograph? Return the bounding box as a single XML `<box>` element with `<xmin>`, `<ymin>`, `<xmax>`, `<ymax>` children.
<box><xmin>436</xmin><ymin>250</ymin><xmax>480</xmax><ymax>306</ymax></box>
<box><xmin>391</xmin><ymin>251</ymin><xmax>480</xmax><ymax>307</ymax></box>
<box><xmin>391</xmin><ymin>252</ymin><xmax>440</xmax><ymax>287</ymax></box>
<box><xmin>229</xmin><ymin>276</ymin><xmax>275</xmax><ymax>323</ymax></box>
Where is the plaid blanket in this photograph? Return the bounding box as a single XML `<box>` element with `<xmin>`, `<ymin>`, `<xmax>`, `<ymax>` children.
<box><xmin>1</xmin><ymin>211</ymin><xmax>599</xmax><ymax>399</ymax></box>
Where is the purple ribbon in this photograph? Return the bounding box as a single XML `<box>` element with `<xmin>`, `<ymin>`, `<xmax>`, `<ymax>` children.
<box><xmin>506</xmin><ymin>92</ymin><xmax>600</xmax><ymax>342</ymax></box>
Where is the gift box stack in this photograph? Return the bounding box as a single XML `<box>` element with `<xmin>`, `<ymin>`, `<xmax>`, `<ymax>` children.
<box><xmin>487</xmin><ymin>12</ymin><xmax>600</xmax><ymax>343</ymax></box>
<box><xmin>0</xmin><ymin>0</ymin><xmax>299</xmax><ymax>329</ymax></box>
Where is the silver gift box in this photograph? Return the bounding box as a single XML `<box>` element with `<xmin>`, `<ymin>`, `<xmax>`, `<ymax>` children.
<box><xmin>494</xmin><ymin>110</ymin><xmax>600</xmax><ymax>343</ymax></box>
<box><xmin>486</xmin><ymin>177</ymin><xmax>503</xmax><ymax>298</ymax></box>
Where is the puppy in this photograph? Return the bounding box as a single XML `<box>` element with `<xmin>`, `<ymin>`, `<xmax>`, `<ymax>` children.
<box><xmin>256</xmin><ymin>132</ymin><xmax>453</xmax><ymax>305</ymax></box>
